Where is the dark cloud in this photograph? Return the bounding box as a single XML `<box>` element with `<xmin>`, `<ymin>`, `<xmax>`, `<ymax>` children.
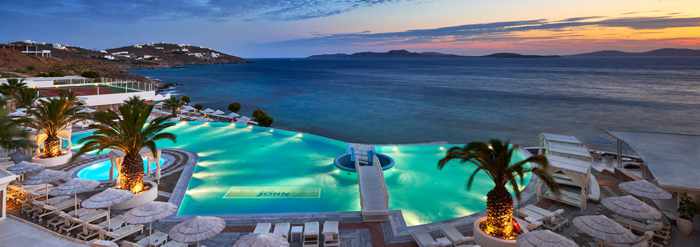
<box><xmin>269</xmin><ymin>15</ymin><xmax>700</xmax><ymax>47</ymax></box>
<box><xmin>0</xmin><ymin>0</ymin><xmax>412</xmax><ymax>21</ymax></box>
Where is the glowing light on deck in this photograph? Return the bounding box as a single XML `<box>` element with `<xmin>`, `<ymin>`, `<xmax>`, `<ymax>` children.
<box><xmin>439</xmin><ymin>146</ymin><xmax>446</xmax><ymax>151</ymax></box>
<box><xmin>392</xmin><ymin>146</ymin><xmax>400</xmax><ymax>152</ymax></box>
<box><xmin>269</xmin><ymin>129</ymin><xmax>274</xmax><ymax>133</ymax></box>
<box><xmin>296</xmin><ymin>133</ymin><xmax>303</xmax><ymax>138</ymax></box>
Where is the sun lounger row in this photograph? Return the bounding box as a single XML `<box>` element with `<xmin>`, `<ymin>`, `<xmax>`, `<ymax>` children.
<box><xmin>255</xmin><ymin>221</ymin><xmax>339</xmax><ymax>247</ymax></box>
<box><xmin>411</xmin><ymin>224</ymin><xmax>479</xmax><ymax>247</ymax></box>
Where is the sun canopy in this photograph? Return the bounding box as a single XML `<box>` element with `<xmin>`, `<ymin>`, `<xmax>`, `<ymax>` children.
<box><xmin>607</xmin><ymin>130</ymin><xmax>700</xmax><ymax>192</ymax></box>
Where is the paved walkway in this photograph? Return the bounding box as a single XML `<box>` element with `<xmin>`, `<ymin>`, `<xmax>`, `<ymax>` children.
<box><xmin>0</xmin><ymin>218</ymin><xmax>86</xmax><ymax>247</ymax></box>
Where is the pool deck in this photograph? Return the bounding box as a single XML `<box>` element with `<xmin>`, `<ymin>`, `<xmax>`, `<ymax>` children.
<box><xmin>0</xmin><ymin>217</ymin><xmax>86</xmax><ymax>247</ymax></box>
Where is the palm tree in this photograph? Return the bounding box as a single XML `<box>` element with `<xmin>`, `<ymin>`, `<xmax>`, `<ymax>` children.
<box><xmin>0</xmin><ymin>78</ymin><xmax>28</xmax><ymax>110</ymax></box>
<box><xmin>0</xmin><ymin>78</ymin><xmax>28</xmax><ymax>98</ymax></box>
<box><xmin>438</xmin><ymin>139</ymin><xmax>558</xmax><ymax>240</ymax></box>
<box><xmin>163</xmin><ymin>96</ymin><xmax>184</xmax><ymax>116</ymax></box>
<box><xmin>15</xmin><ymin>88</ymin><xmax>38</xmax><ymax>108</ymax></box>
<box><xmin>23</xmin><ymin>95</ymin><xmax>84</xmax><ymax>158</ymax></box>
<box><xmin>74</xmin><ymin>97</ymin><xmax>176</xmax><ymax>193</ymax></box>
<box><xmin>0</xmin><ymin>106</ymin><xmax>31</xmax><ymax>150</ymax></box>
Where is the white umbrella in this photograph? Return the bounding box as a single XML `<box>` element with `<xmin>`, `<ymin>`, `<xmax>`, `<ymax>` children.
<box><xmin>82</xmin><ymin>188</ymin><xmax>133</xmax><ymax>230</ymax></box>
<box><xmin>213</xmin><ymin>110</ymin><xmax>225</xmax><ymax>115</ymax></box>
<box><xmin>49</xmin><ymin>178</ymin><xmax>100</xmax><ymax>215</ymax></box>
<box><xmin>78</xmin><ymin>108</ymin><xmax>97</xmax><ymax>113</ymax></box>
<box><xmin>232</xmin><ymin>233</ymin><xmax>289</xmax><ymax>247</ymax></box>
<box><xmin>8</xmin><ymin>110</ymin><xmax>26</xmax><ymax>117</ymax></box>
<box><xmin>619</xmin><ymin>180</ymin><xmax>672</xmax><ymax>200</ymax></box>
<box><xmin>517</xmin><ymin>230</ymin><xmax>578</xmax><ymax>247</ymax></box>
<box><xmin>7</xmin><ymin>161</ymin><xmax>44</xmax><ymax>175</ymax></box>
<box><xmin>169</xmin><ymin>216</ymin><xmax>225</xmax><ymax>246</ymax></box>
<box><xmin>182</xmin><ymin>105</ymin><xmax>195</xmax><ymax>111</ymax></box>
<box><xmin>125</xmin><ymin>201</ymin><xmax>177</xmax><ymax>238</ymax></box>
<box><xmin>203</xmin><ymin>108</ymin><xmax>215</xmax><ymax>114</ymax></box>
<box><xmin>602</xmin><ymin>195</ymin><xmax>662</xmax><ymax>221</ymax></box>
<box><xmin>227</xmin><ymin>112</ymin><xmax>240</xmax><ymax>118</ymax></box>
<box><xmin>573</xmin><ymin>215</ymin><xmax>640</xmax><ymax>245</ymax></box>
<box><xmin>24</xmin><ymin>169</ymin><xmax>70</xmax><ymax>200</ymax></box>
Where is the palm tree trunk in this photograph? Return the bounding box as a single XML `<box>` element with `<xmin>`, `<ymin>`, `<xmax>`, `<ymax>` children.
<box><xmin>481</xmin><ymin>185</ymin><xmax>516</xmax><ymax>239</ymax></box>
<box><xmin>43</xmin><ymin>135</ymin><xmax>61</xmax><ymax>158</ymax></box>
<box><xmin>118</xmin><ymin>152</ymin><xmax>145</xmax><ymax>193</ymax></box>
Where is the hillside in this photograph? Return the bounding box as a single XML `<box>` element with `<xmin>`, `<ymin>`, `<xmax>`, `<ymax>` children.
<box><xmin>483</xmin><ymin>53</ymin><xmax>560</xmax><ymax>58</ymax></box>
<box><xmin>106</xmin><ymin>43</ymin><xmax>246</xmax><ymax>67</ymax></box>
<box><xmin>0</xmin><ymin>41</ymin><xmax>247</xmax><ymax>79</ymax></box>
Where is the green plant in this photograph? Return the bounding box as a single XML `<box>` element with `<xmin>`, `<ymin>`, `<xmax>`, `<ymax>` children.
<box><xmin>679</xmin><ymin>193</ymin><xmax>698</xmax><ymax>220</ymax></box>
<box><xmin>25</xmin><ymin>65</ymin><xmax>35</xmax><ymax>71</ymax></box>
<box><xmin>163</xmin><ymin>96</ymin><xmax>184</xmax><ymax>116</ymax></box>
<box><xmin>23</xmin><ymin>94</ymin><xmax>85</xmax><ymax>158</ymax></box>
<box><xmin>74</xmin><ymin>98</ymin><xmax>175</xmax><ymax>193</ymax></box>
<box><xmin>180</xmin><ymin>95</ymin><xmax>191</xmax><ymax>105</ymax></box>
<box><xmin>0</xmin><ymin>107</ymin><xmax>30</xmax><ymax>150</ymax></box>
<box><xmin>46</xmin><ymin>71</ymin><xmax>65</xmax><ymax>77</ymax></box>
<box><xmin>193</xmin><ymin>103</ymin><xmax>204</xmax><ymax>111</ymax></box>
<box><xmin>437</xmin><ymin>140</ymin><xmax>559</xmax><ymax>240</ymax></box>
<box><xmin>252</xmin><ymin>109</ymin><xmax>273</xmax><ymax>127</ymax></box>
<box><xmin>15</xmin><ymin>87</ymin><xmax>38</xmax><ymax>108</ymax></box>
<box><xmin>81</xmin><ymin>71</ymin><xmax>100</xmax><ymax>78</ymax></box>
<box><xmin>228</xmin><ymin>102</ymin><xmax>241</xmax><ymax>113</ymax></box>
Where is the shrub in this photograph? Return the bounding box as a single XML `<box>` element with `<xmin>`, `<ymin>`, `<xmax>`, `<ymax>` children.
<box><xmin>46</xmin><ymin>71</ymin><xmax>65</xmax><ymax>77</ymax></box>
<box><xmin>81</xmin><ymin>71</ymin><xmax>100</xmax><ymax>78</ymax></box>
<box><xmin>25</xmin><ymin>65</ymin><xmax>35</xmax><ymax>71</ymax></box>
<box><xmin>252</xmin><ymin>109</ymin><xmax>274</xmax><ymax>127</ymax></box>
<box><xmin>180</xmin><ymin>95</ymin><xmax>191</xmax><ymax>104</ymax></box>
<box><xmin>227</xmin><ymin>102</ymin><xmax>241</xmax><ymax>113</ymax></box>
<box><xmin>679</xmin><ymin>193</ymin><xmax>698</xmax><ymax>220</ymax></box>
<box><xmin>193</xmin><ymin>103</ymin><xmax>204</xmax><ymax>111</ymax></box>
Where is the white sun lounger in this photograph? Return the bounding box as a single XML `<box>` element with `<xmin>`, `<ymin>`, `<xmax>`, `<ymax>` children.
<box><xmin>518</xmin><ymin>204</ymin><xmax>568</xmax><ymax>231</ymax></box>
<box><xmin>410</xmin><ymin>231</ymin><xmax>451</xmax><ymax>247</ymax></box>
<box><xmin>273</xmin><ymin>222</ymin><xmax>291</xmax><ymax>239</ymax></box>
<box><xmin>254</xmin><ymin>222</ymin><xmax>272</xmax><ymax>234</ymax></box>
<box><xmin>136</xmin><ymin>230</ymin><xmax>169</xmax><ymax>247</ymax></box>
<box><xmin>439</xmin><ymin>225</ymin><xmax>475</xmax><ymax>246</ymax></box>
<box><xmin>322</xmin><ymin>221</ymin><xmax>340</xmax><ymax>247</ymax></box>
<box><xmin>100</xmin><ymin>224</ymin><xmax>144</xmax><ymax>242</ymax></box>
<box><xmin>303</xmin><ymin>222</ymin><xmax>319</xmax><ymax>247</ymax></box>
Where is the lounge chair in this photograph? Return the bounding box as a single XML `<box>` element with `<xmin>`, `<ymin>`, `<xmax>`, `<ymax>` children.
<box><xmin>518</xmin><ymin>204</ymin><xmax>568</xmax><ymax>231</ymax></box>
<box><xmin>254</xmin><ymin>222</ymin><xmax>272</xmax><ymax>234</ymax></box>
<box><xmin>611</xmin><ymin>215</ymin><xmax>671</xmax><ymax>246</ymax></box>
<box><xmin>60</xmin><ymin>209</ymin><xmax>108</xmax><ymax>235</ymax></box>
<box><xmin>440</xmin><ymin>225</ymin><xmax>475</xmax><ymax>246</ymax></box>
<box><xmin>36</xmin><ymin>198</ymin><xmax>77</xmax><ymax>223</ymax></box>
<box><xmin>410</xmin><ymin>231</ymin><xmax>451</xmax><ymax>247</ymax></box>
<box><xmin>98</xmin><ymin>214</ymin><xmax>127</xmax><ymax>232</ymax></box>
<box><xmin>161</xmin><ymin>241</ymin><xmax>188</xmax><ymax>247</ymax></box>
<box><xmin>136</xmin><ymin>230</ymin><xmax>169</xmax><ymax>247</ymax></box>
<box><xmin>303</xmin><ymin>222</ymin><xmax>319</xmax><ymax>247</ymax></box>
<box><xmin>606</xmin><ymin>231</ymin><xmax>654</xmax><ymax>247</ymax></box>
<box><xmin>100</xmin><ymin>224</ymin><xmax>144</xmax><ymax>242</ymax></box>
<box><xmin>273</xmin><ymin>222</ymin><xmax>291</xmax><ymax>239</ymax></box>
<box><xmin>514</xmin><ymin>217</ymin><xmax>541</xmax><ymax>232</ymax></box>
<box><xmin>322</xmin><ymin>221</ymin><xmax>340</xmax><ymax>247</ymax></box>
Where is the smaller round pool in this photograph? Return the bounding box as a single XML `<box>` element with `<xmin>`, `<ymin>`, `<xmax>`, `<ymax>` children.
<box><xmin>76</xmin><ymin>158</ymin><xmax>166</xmax><ymax>181</ymax></box>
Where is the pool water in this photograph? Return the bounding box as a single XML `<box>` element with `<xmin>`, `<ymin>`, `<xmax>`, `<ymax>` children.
<box><xmin>76</xmin><ymin>158</ymin><xmax>165</xmax><ymax>181</ymax></box>
<box><xmin>72</xmin><ymin>122</ymin><xmax>531</xmax><ymax>225</ymax></box>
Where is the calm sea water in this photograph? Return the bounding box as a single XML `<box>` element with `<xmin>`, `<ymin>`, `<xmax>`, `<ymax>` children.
<box><xmin>133</xmin><ymin>57</ymin><xmax>700</xmax><ymax>150</ymax></box>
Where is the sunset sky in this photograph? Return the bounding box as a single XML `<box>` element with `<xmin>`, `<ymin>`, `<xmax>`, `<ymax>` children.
<box><xmin>1</xmin><ymin>0</ymin><xmax>699</xmax><ymax>57</ymax></box>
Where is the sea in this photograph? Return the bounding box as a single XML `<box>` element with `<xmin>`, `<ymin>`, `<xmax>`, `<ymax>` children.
<box><xmin>132</xmin><ymin>57</ymin><xmax>700</xmax><ymax>150</ymax></box>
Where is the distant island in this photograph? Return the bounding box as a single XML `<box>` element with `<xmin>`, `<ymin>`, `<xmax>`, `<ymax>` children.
<box><xmin>308</xmin><ymin>49</ymin><xmax>560</xmax><ymax>59</ymax></box>
<box><xmin>308</xmin><ymin>48</ymin><xmax>700</xmax><ymax>59</ymax></box>
<box><xmin>573</xmin><ymin>48</ymin><xmax>700</xmax><ymax>57</ymax></box>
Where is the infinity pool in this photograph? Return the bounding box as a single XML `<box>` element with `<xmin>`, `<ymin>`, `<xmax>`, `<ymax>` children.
<box><xmin>72</xmin><ymin>121</ymin><xmax>531</xmax><ymax>225</ymax></box>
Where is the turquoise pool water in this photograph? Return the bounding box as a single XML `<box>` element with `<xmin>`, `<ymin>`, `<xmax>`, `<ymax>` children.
<box><xmin>72</xmin><ymin>122</ymin><xmax>530</xmax><ymax>225</ymax></box>
<box><xmin>75</xmin><ymin>158</ymin><xmax>165</xmax><ymax>181</ymax></box>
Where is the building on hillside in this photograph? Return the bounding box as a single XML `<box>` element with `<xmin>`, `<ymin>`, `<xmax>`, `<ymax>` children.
<box><xmin>0</xmin><ymin>76</ymin><xmax>169</xmax><ymax>110</ymax></box>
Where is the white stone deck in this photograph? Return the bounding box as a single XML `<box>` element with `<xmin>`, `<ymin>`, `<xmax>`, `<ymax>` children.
<box><xmin>0</xmin><ymin>217</ymin><xmax>86</xmax><ymax>247</ymax></box>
